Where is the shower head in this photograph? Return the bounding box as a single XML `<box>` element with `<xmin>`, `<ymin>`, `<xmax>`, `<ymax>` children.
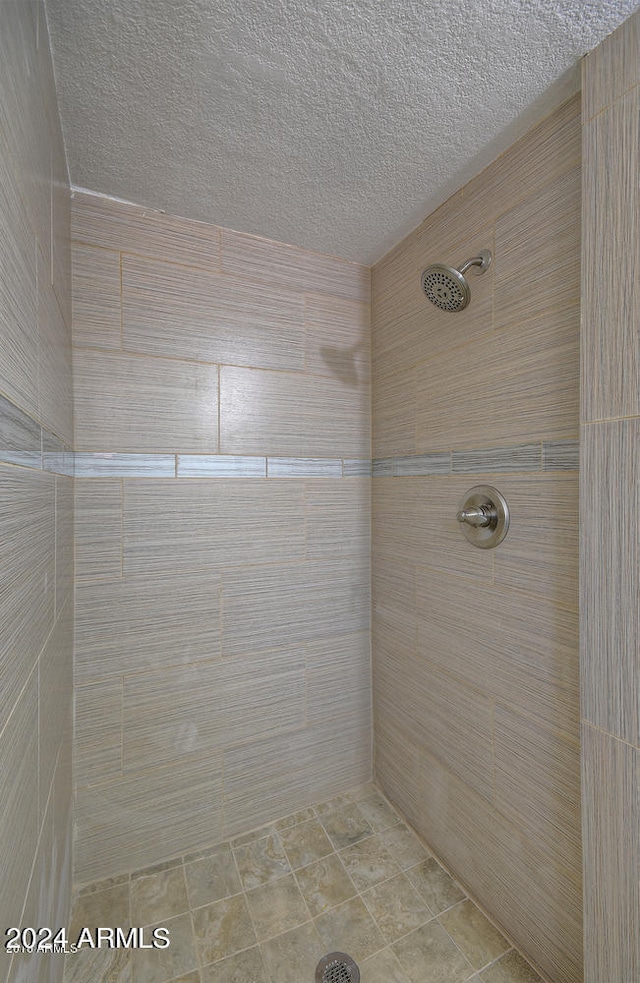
<box><xmin>421</xmin><ymin>250</ymin><xmax>492</xmax><ymax>312</ymax></box>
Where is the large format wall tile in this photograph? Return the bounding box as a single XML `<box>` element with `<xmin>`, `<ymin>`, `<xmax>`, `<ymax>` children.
<box><xmin>123</xmin><ymin>478</ymin><xmax>305</xmax><ymax>574</ymax></box>
<box><xmin>75</xmin><ymin>479</ymin><xmax>123</xmax><ymax>581</ymax></box>
<box><xmin>122</xmin><ymin>649</ymin><xmax>306</xmax><ymax>770</ymax></box>
<box><xmin>39</xmin><ymin>600</ymin><xmax>73</xmax><ymax>822</ymax></box>
<box><xmin>223</xmin><ymin>718</ymin><xmax>371</xmax><ymax>837</ymax></box>
<box><xmin>0</xmin><ymin>138</ymin><xmax>38</xmax><ymax>418</ymax></box>
<box><xmin>72</xmin><ymin>243</ymin><xmax>122</xmax><ymax>351</ymax></box>
<box><xmin>306</xmin><ymin>631</ymin><xmax>371</xmax><ymax>725</ymax></box>
<box><xmin>494</xmin><ymin>704</ymin><xmax>581</xmax><ymax>856</ymax></box>
<box><xmin>495</xmin><ymin>166</ymin><xmax>581</xmax><ymax>328</ymax></box>
<box><xmin>415</xmin><ymin>307</ymin><xmax>579</xmax><ymax>452</ymax></box>
<box><xmin>0</xmin><ymin>0</ymin><xmax>73</xmax><ymax>950</ymax></box>
<box><xmin>75</xmin><ymin>679</ymin><xmax>123</xmax><ymax>787</ymax></box>
<box><xmin>0</xmin><ymin>466</ymin><xmax>55</xmax><ymax>732</ymax></box>
<box><xmin>221</xmin><ymin>227</ymin><xmax>370</xmax><ymax>303</ymax></box>
<box><xmin>72</xmin><ymin>190</ymin><xmax>221</xmax><ymax>269</ymax></box>
<box><xmin>74</xmin><ymin>349</ymin><xmax>218</xmax><ymax>452</ymax></box>
<box><xmin>219</xmin><ymin>365</ymin><xmax>370</xmax><ymax>458</ymax></box>
<box><xmin>582</xmin><ymin>419</ymin><xmax>640</xmax><ymax>745</ymax></box>
<box><xmin>372</xmin><ymin>93</ymin><xmax>581</xmax><ymax>983</ymax></box>
<box><xmin>72</xmin><ymin>192</ymin><xmax>372</xmax><ymax>878</ymax></box>
<box><xmin>38</xmin><ymin>251</ymin><xmax>73</xmax><ymax>445</ymax></box>
<box><xmin>404</xmin><ymin>746</ymin><xmax>583</xmax><ymax>983</ymax></box>
<box><xmin>582</xmin><ymin>85</ymin><xmax>640</xmax><ymax>422</ymax></box>
<box><xmin>0</xmin><ymin>668</ymin><xmax>39</xmax><ymax>948</ymax></box>
<box><xmin>75</xmin><ymin>753</ymin><xmax>224</xmax><ymax>884</ymax></box>
<box><xmin>75</xmin><ymin>569</ymin><xmax>221</xmax><ymax>683</ymax></box>
<box><xmin>581</xmin><ymin>18</ymin><xmax>640</xmax><ymax>981</ymax></box>
<box><xmin>582</xmin><ymin>724</ymin><xmax>640</xmax><ymax>983</ymax></box>
<box><xmin>221</xmin><ymin>556</ymin><xmax>370</xmax><ymax>656</ymax></box>
<box><xmin>305</xmin><ymin>478</ymin><xmax>370</xmax><ymax>560</ymax></box>
<box><xmin>583</xmin><ymin>7</ymin><xmax>639</xmax><ymax>119</ymax></box>
<box><xmin>122</xmin><ymin>253</ymin><xmax>306</xmax><ymax>371</ymax></box>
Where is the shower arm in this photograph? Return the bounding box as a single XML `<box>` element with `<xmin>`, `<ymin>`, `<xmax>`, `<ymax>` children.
<box><xmin>458</xmin><ymin>254</ymin><xmax>490</xmax><ymax>276</ymax></box>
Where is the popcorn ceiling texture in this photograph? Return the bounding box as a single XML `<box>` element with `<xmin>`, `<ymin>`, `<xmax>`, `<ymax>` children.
<box><xmin>46</xmin><ymin>0</ymin><xmax>638</xmax><ymax>263</ymax></box>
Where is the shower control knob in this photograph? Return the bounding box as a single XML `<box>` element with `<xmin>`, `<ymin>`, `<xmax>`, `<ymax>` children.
<box><xmin>456</xmin><ymin>486</ymin><xmax>510</xmax><ymax>549</ymax></box>
<box><xmin>456</xmin><ymin>505</ymin><xmax>495</xmax><ymax>528</ymax></box>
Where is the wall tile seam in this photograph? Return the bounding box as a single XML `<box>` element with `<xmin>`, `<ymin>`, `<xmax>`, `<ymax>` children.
<box><xmin>376</xmin><ymin>670</ymin><xmax>581</xmax><ymax>749</ymax></box>
<box><xmin>410</xmin><ymin>563</ymin><xmax>578</xmax><ymax>615</ymax></box>
<box><xmin>579</xmin><ymin>718</ymin><xmax>640</xmax><ymax>754</ymax></box>
<box><xmin>392</xmin><ymin>741</ymin><xmax>582</xmax><ymax>880</ymax></box>
<box><xmin>70</xmin><ymin>237</ymin><xmax>370</xmax><ymax>294</ymax></box>
<box><xmin>581</xmin><ymin>78</ymin><xmax>640</xmax><ymax>123</ymax></box>
<box><xmin>370</xmin><ymin>306</ymin><xmax>581</xmax><ymax>374</ymax></box>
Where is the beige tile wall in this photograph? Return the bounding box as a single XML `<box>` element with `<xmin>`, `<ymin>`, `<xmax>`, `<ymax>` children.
<box><xmin>372</xmin><ymin>94</ymin><xmax>582</xmax><ymax>983</ymax></box>
<box><xmin>581</xmin><ymin>10</ymin><xmax>640</xmax><ymax>982</ymax></box>
<box><xmin>72</xmin><ymin>193</ymin><xmax>372</xmax><ymax>883</ymax></box>
<box><xmin>0</xmin><ymin>4</ymin><xmax>73</xmax><ymax>982</ymax></box>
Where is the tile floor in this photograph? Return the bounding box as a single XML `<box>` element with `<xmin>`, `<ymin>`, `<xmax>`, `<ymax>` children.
<box><xmin>62</xmin><ymin>783</ymin><xmax>545</xmax><ymax>983</ymax></box>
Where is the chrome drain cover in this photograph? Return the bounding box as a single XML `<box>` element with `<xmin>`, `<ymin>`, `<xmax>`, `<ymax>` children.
<box><xmin>316</xmin><ymin>952</ymin><xmax>360</xmax><ymax>983</ymax></box>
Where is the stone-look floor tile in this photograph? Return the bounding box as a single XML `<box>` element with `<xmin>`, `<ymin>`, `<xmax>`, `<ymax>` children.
<box><xmin>439</xmin><ymin>901</ymin><xmax>510</xmax><ymax>970</ymax></box>
<box><xmin>130</xmin><ymin>865</ymin><xmax>189</xmax><ymax>926</ymax></box>
<box><xmin>319</xmin><ymin>802</ymin><xmax>374</xmax><ymax>850</ymax></box>
<box><xmin>260</xmin><ymin>921</ymin><xmax>325</xmax><ymax>983</ymax></box>
<box><xmin>480</xmin><ymin>950</ymin><xmax>544</xmax><ymax>983</ymax></box>
<box><xmin>314</xmin><ymin>791</ymin><xmax>358</xmax><ymax>815</ymax></box>
<box><xmin>131</xmin><ymin>913</ymin><xmax>198</xmax><ymax>983</ymax></box>
<box><xmin>274</xmin><ymin>807</ymin><xmax>316</xmax><ymax>830</ymax></box>
<box><xmin>245</xmin><ymin>873</ymin><xmax>310</xmax><ymax>941</ymax></box>
<box><xmin>362</xmin><ymin>873</ymin><xmax>433</xmax><ymax>943</ymax></box>
<box><xmin>392</xmin><ymin>921</ymin><xmax>474</xmax><ymax>983</ymax></box>
<box><xmin>380</xmin><ymin>825</ymin><xmax>430</xmax><ymax>869</ymax></box>
<box><xmin>63</xmin><ymin>946</ymin><xmax>132</xmax><ymax>982</ymax></box>
<box><xmin>339</xmin><ymin>834</ymin><xmax>400</xmax><ymax>890</ymax></box>
<box><xmin>279</xmin><ymin>818</ymin><xmax>334</xmax><ymax>869</ymax></box>
<box><xmin>185</xmin><ymin>844</ymin><xmax>241</xmax><ymax>907</ymax></box>
<box><xmin>360</xmin><ymin>946</ymin><xmax>413</xmax><ymax>983</ymax></box>
<box><xmin>69</xmin><ymin>883</ymin><xmax>131</xmax><ymax>938</ymax></box>
<box><xmin>192</xmin><ymin>894</ymin><xmax>256</xmax><ymax>965</ymax></box>
<box><xmin>201</xmin><ymin>946</ymin><xmax>269</xmax><ymax>983</ymax></box>
<box><xmin>294</xmin><ymin>852</ymin><xmax>357</xmax><ymax>917</ymax></box>
<box><xmin>356</xmin><ymin>790</ymin><xmax>402</xmax><ymax>832</ymax></box>
<box><xmin>233</xmin><ymin>832</ymin><xmax>291</xmax><ymax>889</ymax></box>
<box><xmin>315</xmin><ymin>897</ymin><xmax>386</xmax><ymax>964</ymax></box>
<box><xmin>405</xmin><ymin>859</ymin><xmax>466</xmax><ymax>915</ymax></box>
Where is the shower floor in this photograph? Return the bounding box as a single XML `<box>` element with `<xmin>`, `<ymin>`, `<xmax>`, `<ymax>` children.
<box><xmin>62</xmin><ymin>783</ymin><xmax>544</xmax><ymax>983</ymax></box>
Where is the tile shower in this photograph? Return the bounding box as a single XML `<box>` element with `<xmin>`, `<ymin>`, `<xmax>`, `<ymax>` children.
<box><xmin>1</xmin><ymin>4</ymin><xmax>639</xmax><ymax>983</ymax></box>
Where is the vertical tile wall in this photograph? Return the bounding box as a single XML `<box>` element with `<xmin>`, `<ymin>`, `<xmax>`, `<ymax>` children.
<box><xmin>0</xmin><ymin>3</ymin><xmax>73</xmax><ymax>982</ymax></box>
<box><xmin>581</xmin><ymin>10</ymin><xmax>640</xmax><ymax>982</ymax></box>
<box><xmin>71</xmin><ymin>192</ymin><xmax>372</xmax><ymax>884</ymax></box>
<box><xmin>371</xmin><ymin>96</ymin><xmax>582</xmax><ymax>982</ymax></box>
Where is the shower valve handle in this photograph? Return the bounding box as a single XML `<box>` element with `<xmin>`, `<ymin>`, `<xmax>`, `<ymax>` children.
<box><xmin>456</xmin><ymin>505</ymin><xmax>496</xmax><ymax>528</ymax></box>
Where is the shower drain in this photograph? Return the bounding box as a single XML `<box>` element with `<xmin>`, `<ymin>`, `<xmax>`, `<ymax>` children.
<box><xmin>315</xmin><ymin>952</ymin><xmax>360</xmax><ymax>983</ymax></box>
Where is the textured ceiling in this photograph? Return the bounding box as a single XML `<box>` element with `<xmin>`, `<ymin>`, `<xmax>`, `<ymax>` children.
<box><xmin>46</xmin><ymin>0</ymin><xmax>638</xmax><ymax>264</ymax></box>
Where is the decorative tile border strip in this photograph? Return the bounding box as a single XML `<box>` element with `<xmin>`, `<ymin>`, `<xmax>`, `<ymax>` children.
<box><xmin>0</xmin><ymin>393</ymin><xmax>578</xmax><ymax>479</ymax></box>
<box><xmin>74</xmin><ymin>453</ymin><xmax>176</xmax><ymax>478</ymax></box>
<box><xmin>373</xmin><ymin>440</ymin><xmax>579</xmax><ymax>476</ymax></box>
<box><xmin>73</xmin><ymin>454</ymin><xmax>372</xmax><ymax>478</ymax></box>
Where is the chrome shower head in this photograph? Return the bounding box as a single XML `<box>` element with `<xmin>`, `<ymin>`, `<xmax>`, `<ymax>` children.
<box><xmin>421</xmin><ymin>250</ymin><xmax>492</xmax><ymax>312</ymax></box>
